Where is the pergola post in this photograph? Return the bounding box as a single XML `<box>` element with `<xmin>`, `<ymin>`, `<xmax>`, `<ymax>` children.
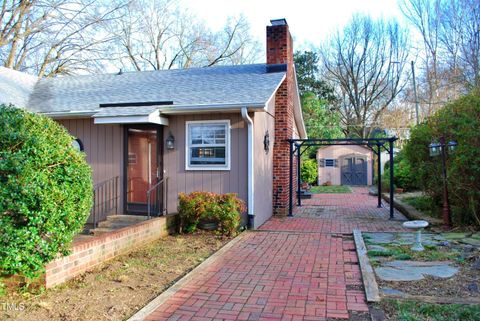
<box><xmin>389</xmin><ymin>139</ymin><xmax>395</xmax><ymax>219</ymax></box>
<box><xmin>297</xmin><ymin>144</ymin><xmax>301</xmax><ymax>206</ymax></box>
<box><xmin>377</xmin><ymin>144</ymin><xmax>382</xmax><ymax>208</ymax></box>
<box><xmin>288</xmin><ymin>140</ymin><xmax>294</xmax><ymax>217</ymax></box>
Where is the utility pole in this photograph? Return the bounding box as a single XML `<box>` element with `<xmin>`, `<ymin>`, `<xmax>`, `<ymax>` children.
<box><xmin>411</xmin><ymin>61</ymin><xmax>420</xmax><ymax>125</ymax></box>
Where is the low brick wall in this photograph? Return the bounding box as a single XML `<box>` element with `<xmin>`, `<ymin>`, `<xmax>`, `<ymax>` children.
<box><xmin>45</xmin><ymin>216</ymin><xmax>172</xmax><ymax>288</ymax></box>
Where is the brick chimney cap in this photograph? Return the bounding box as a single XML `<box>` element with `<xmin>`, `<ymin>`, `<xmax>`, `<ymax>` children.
<box><xmin>270</xmin><ymin>19</ymin><xmax>288</xmax><ymax>26</ymax></box>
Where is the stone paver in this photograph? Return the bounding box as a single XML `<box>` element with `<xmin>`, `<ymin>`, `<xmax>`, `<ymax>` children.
<box><xmin>375</xmin><ymin>260</ymin><xmax>459</xmax><ymax>281</ymax></box>
<box><xmin>138</xmin><ymin>187</ymin><xmax>405</xmax><ymax>321</ymax></box>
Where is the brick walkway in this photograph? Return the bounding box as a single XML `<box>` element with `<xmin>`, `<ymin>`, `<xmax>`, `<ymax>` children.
<box><xmin>260</xmin><ymin>187</ymin><xmax>408</xmax><ymax>234</ymax></box>
<box><xmin>138</xmin><ymin>187</ymin><xmax>407</xmax><ymax>321</ymax></box>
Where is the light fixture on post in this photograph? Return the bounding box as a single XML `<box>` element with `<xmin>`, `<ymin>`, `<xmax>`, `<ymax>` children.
<box><xmin>428</xmin><ymin>142</ymin><xmax>441</xmax><ymax>156</ymax></box>
<box><xmin>166</xmin><ymin>132</ymin><xmax>175</xmax><ymax>150</ymax></box>
<box><xmin>428</xmin><ymin>136</ymin><xmax>458</xmax><ymax>229</ymax></box>
<box><xmin>448</xmin><ymin>140</ymin><xmax>458</xmax><ymax>153</ymax></box>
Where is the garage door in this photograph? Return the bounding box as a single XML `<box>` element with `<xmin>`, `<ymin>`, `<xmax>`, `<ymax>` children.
<box><xmin>341</xmin><ymin>156</ymin><xmax>367</xmax><ymax>185</ymax></box>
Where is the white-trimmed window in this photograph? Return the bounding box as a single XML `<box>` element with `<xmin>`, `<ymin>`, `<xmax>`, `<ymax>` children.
<box><xmin>186</xmin><ymin>120</ymin><xmax>230</xmax><ymax>170</ymax></box>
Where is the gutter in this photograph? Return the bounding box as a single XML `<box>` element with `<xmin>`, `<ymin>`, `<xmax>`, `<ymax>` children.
<box><xmin>159</xmin><ymin>102</ymin><xmax>266</xmax><ymax>114</ymax></box>
<box><xmin>40</xmin><ymin>102</ymin><xmax>269</xmax><ymax>119</ymax></box>
<box><xmin>241</xmin><ymin>107</ymin><xmax>255</xmax><ymax>229</ymax></box>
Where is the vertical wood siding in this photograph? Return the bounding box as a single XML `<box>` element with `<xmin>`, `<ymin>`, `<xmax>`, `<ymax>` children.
<box><xmin>252</xmin><ymin>110</ymin><xmax>275</xmax><ymax>228</ymax></box>
<box><xmin>57</xmin><ymin>119</ymin><xmax>124</xmax><ymax>213</ymax></box>
<box><xmin>163</xmin><ymin>114</ymin><xmax>247</xmax><ymax>215</ymax></box>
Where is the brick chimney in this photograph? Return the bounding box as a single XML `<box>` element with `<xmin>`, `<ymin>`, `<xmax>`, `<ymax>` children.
<box><xmin>268</xmin><ymin>19</ymin><xmax>296</xmax><ymax>216</ymax></box>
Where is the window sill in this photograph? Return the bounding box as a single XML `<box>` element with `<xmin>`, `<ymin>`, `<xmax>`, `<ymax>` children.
<box><xmin>185</xmin><ymin>166</ymin><xmax>231</xmax><ymax>171</ymax></box>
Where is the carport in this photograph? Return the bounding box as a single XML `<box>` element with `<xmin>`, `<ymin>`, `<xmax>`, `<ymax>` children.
<box><xmin>288</xmin><ymin>137</ymin><xmax>398</xmax><ymax>218</ymax></box>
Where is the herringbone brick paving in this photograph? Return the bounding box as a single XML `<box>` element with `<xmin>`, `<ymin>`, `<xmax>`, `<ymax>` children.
<box><xmin>141</xmin><ymin>187</ymin><xmax>407</xmax><ymax>320</ymax></box>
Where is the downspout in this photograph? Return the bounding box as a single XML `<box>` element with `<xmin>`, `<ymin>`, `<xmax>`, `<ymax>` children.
<box><xmin>241</xmin><ymin>107</ymin><xmax>254</xmax><ymax>228</ymax></box>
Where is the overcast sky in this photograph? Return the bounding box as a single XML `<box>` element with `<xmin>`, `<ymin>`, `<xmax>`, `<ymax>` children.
<box><xmin>180</xmin><ymin>0</ymin><xmax>403</xmax><ymax>49</ymax></box>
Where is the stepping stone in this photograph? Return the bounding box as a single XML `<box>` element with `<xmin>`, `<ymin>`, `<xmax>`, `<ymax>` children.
<box><xmin>375</xmin><ymin>260</ymin><xmax>459</xmax><ymax>281</ymax></box>
<box><xmin>368</xmin><ymin>245</ymin><xmax>389</xmax><ymax>252</ymax></box>
<box><xmin>380</xmin><ymin>287</ymin><xmax>407</xmax><ymax>297</ymax></box>
<box><xmin>461</xmin><ymin>238</ymin><xmax>480</xmax><ymax>246</ymax></box>
<box><xmin>365</xmin><ymin>233</ymin><xmax>395</xmax><ymax>244</ymax></box>
<box><xmin>443</xmin><ymin>232</ymin><xmax>468</xmax><ymax>240</ymax></box>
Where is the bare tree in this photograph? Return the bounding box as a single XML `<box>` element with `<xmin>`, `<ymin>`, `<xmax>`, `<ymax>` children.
<box><xmin>400</xmin><ymin>0</ymin><xmax>480</xmax><ymax>118</ymax></box>
<box><xmin>108</xmin><ymin>0</ymin><xmax>260</xmax><ymax>71</ymax></box>
<box><xmin>320</xmin><ymin>15</ymin><xmax>410</xmax><ymax>138</ymax></box>
<box><xmin>379</xmin><ymin>105</ymin><xmax>413</xmax><ymax>146</ymax></box>
<box><xmin>1</xmin><ymin>0</ymin><xmax>125</xmax><ymax>77</ymax></box>
<box><xmin>400</xmin><ymin>0</ymin><xmax>442</xmax><ymax>115</ymax></box>
<box><xmin>439</xmin><ymin>0</ymin><xmax>480</xmax><ymax>89</ymax></box>
<box><xmin>1</xmin><ymin>0</ymin><xmax>260</xmax><ymax>76</ymax></box>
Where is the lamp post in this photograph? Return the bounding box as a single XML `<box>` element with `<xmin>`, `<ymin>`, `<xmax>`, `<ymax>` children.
<box><xmin>429</xmin><ymin>137</ymin><xmax>457</xmax><ymax>229</ymax></box>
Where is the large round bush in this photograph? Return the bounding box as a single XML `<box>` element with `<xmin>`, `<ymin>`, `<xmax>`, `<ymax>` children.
<box><xmin>404</xmin><ymin>92</ymin><xmax>480</xmax><ymax>227</ymax></box>
<box><xmin>0</xmin><ymin>105</ymin><xmax>93</xmax><ymax>279</ymax></box>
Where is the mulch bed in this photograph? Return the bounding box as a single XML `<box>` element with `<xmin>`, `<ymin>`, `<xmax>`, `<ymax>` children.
<box><xmin>1</xmin><ymin>232</ymin><xmax>232</xmax><ymax>321</ymax></box>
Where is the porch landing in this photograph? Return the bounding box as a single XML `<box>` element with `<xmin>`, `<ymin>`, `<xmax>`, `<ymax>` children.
<box><xmin>78</xmin><ymin>215</ymin><xmax>150</xmax><ymax>241</ymax></box>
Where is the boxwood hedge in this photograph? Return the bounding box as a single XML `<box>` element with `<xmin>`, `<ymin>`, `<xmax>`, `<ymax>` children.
<box><xmin>0</xmin><ymin>105</ymin><xmax>93</xmax><ymax>280</ymax></box>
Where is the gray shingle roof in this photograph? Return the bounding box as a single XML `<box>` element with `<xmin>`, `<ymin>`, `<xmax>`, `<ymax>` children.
<box><xmin>23</xmin><ymin>64</ymin><xmax>285</xmax><ymax>114</ymax></box>
<box><xmin>0</xmin><ymin>67</ymin><xmax>38</xmax><ymax>108</ymax></box>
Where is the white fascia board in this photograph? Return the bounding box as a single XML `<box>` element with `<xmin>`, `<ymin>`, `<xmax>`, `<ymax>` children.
<box><xmin>158</xmin><ymin>102</ymin><xmax>266</xmax><ymax>114</ymax></box>
<box><xmin>41</xmin><ymin>110</ymin><xmax>97</xmax><ymax>119</ymax></box>
<box><xmin>292</xmin><ymin>65</ymin><xmax>307</xmax><ymax>139</ymax></box>
<box><xmin>94</xmin><ymin>113</ymin><xmax>169</xmax><ymax>125</ymax></box>
<box><xmin>264</xmin><ymin>74</ymin><xmax>287</xmax><ymax>112</ymax></box>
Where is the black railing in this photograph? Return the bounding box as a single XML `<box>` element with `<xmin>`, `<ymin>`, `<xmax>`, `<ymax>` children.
<box><xmin>147</xmin><ymin>177</ymin><xmax>168</xmax><ymax>219</ymax></box>
<box><xmin>91</xmin><ymin>176</ymin><xmax>119</xmax><ymax>228</ymax></box>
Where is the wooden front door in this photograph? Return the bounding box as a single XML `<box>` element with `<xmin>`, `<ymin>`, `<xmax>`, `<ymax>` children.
<box><xmin>341</xmin><ymin>156</ymin><xmax>367</xmax><ymax>185</ymax></box>
<box><xmin>126</xmin><ymin>126</ymin><xmax>162</xmax><ymax>214</ymax></box>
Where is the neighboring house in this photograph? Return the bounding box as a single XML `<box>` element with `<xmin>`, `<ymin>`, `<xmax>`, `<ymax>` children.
<box><xmin>0</xmin><ymin>19</ymin><xmax>306</xmax><ymax>229</ymax></box>
<box><xmin>317</xmin><ymin>145</ymin><xmax>373</xmax><ymax>186</ymax></box>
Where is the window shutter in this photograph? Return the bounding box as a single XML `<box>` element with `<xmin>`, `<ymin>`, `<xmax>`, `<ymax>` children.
<box><xmin>334</xmin><ymin>159</ymin><xmax>339</xmax><ymax>167</ymax></box>
<box><xmin>319</xmin><ymin>159</ymin><xmax>325</xmax><ymax>167</ymax></box>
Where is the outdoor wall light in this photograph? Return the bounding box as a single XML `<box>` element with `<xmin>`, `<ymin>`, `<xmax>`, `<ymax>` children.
<box><xmin>263</xmin><ymin>130</ymin><xmax>270</xmax><ymax>152</ymax></box>
<box><xmin>72</xmin><ymin>138</ymin><xmax>84</xmax><ymax>152</ymax></box>
<box><xmin>166</xmin><ymin>133</ymin><xmax>175</xmax><ymax>150</ymax></box>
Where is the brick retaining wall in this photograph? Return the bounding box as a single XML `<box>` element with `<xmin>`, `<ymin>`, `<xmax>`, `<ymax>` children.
<box><xmin>45</xmin><ymin>216</ymin><xmax>171</xmax><ymax>288</ymax></box>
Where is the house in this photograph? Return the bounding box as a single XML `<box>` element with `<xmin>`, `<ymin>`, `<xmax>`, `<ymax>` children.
<box><xmin>0</xmin><ymin>19</ymin><xmax>306</xmax><ymax>229</ymax></box>
<box><xmin>317</xmin><ymin>145</ymin><xmax>373</xmax><ymax>186</ymax></box>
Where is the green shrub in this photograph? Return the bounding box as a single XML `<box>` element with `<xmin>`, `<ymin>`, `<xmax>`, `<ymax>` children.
<box><xmin>382</xmin><ymin>151</ymin><xmax>418</xmax><ymax>191</ymax></box>
<box><xmin>178</xmin><ymin>192</ymin><xmax>245</xmax><ymax>236</ymax></box>
<box><xmin>301</xmin><ymin>159</ymin><xmax>318</xmax><ymax>184</ymax></box>
<box><xmin>404</xmin><ymin>92</ymin><xmax>480</xmax><ymax>227</ymax></box>
<box><xmin>403</xmin><ymin>195</ymin><xmax>440</xmax><ymax>218</ymax></box>
<box><xmin>0</xmin><ymin>105</ymin><xmax>93</xmax><ymax>280</ymax></box>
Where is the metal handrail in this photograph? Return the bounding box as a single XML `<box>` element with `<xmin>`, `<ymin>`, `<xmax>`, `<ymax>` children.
<box><xmin>91</xmin><ymin>176</ymin><xmax>119</xmax><ymax>228</ymax></box>
<box><xmin>146</xmin><ymin>177</ymin><xmax>168</xmax><ymax>219</ymax></box>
